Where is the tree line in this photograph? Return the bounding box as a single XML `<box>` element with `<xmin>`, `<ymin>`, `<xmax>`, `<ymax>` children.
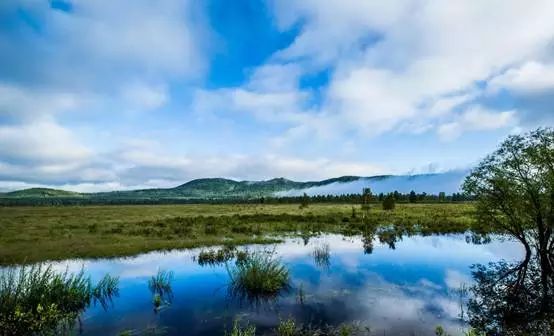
<box><xmin>0</xmin><ymin>190</ymin><xmax>473</xmax><ymax>206</ymax></box>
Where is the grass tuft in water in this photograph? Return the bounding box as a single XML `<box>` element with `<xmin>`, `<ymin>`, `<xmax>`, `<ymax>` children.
<box><xmin>148</xmin><ymin>269</ymin><xmax>173</xmax><ymax>311</ymax></box>
<box><xmin>276</xmin><ymin>318</ymin><xmax>297</xmax><ymax>336</ymax></box>
<box><xmin>0</xmin><ymin>264</ymin><xmax>118</xmax><ymax>335</ymax></box>
<box><xmin>197</xmin><ymin>246</ymin><xmax>236</xmax><ymax>266</ymax></box>
<box><xmin>312</xmin><ymin>243</ymin><xmax>331</xmax><ymax>269</ymax></box>
<box><xmin>226</xmin><ymin>318</ymin><xmax>256</xmax><ymax>336</ymax></box>
<box><xmin>227</xmin><ymin>250</ymin><xmax>289</xmax><ymax>302</ymax></box>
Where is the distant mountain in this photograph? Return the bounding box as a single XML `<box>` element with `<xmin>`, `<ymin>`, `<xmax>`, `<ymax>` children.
<box><xmin>4</xmin><ymin>188</ymin><xmax>83</xmax><ymax>198</ymax></box>
<box><xmin>0</xmin><ymin>172</ymin><xmax>467</xmax><ymax>202</ymax></box>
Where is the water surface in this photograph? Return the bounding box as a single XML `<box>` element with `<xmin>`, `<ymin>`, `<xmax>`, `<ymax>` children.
<box><xmin>45</xmin><ymin>234</ymin><xmax>522</xmax><ymax>335</ymax></box>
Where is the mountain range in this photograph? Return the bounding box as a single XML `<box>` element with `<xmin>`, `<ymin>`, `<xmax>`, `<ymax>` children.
<box><xmin>0</xmin><ymin>171</ymin><xmax>467</xmax><ymax>201</ymax></box>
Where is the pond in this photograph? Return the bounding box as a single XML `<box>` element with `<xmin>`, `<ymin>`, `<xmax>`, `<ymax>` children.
<box><xmin>41</xmin><ymin>234</ymin><xmax>522</xmax><ymax>335</ymax></box>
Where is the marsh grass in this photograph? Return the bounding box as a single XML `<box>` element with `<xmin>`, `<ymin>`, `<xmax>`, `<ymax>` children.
<box><xmin>148</xmin><ymin>269</ymin><xmax>173</xmax><ymax>311</ymax></box>
<box><xmin>273</xmin><ymin>319</ymin><xmax>371</xmax><ymax>336</ymax></box>
<box><xmin>226</xmin><ymin>318</ymin><xmax>256</xmax><ymax>336</ymax></box>
<box><xmin>197</xmin><ymin>246</ymin><xmax>236</xmax><ymax>266</ymax></box>
<box><xmin>0</xmin><ymin>203</ymin><xmax>476</xmax><ymax>264</ymax></box>
<box><xmin>227</xmin><ymin>250</ymin><xmax>289</xmax><ymax>303</ymax></box>
<box><xmin>312</xmin><ymin>243</ymin><xmax>331</xmax><ymax>269</ymax></box>
<box><xmin>0</xmin><ymin>264</ymin><xmax>118</xmax><ymax>335</ymax></box>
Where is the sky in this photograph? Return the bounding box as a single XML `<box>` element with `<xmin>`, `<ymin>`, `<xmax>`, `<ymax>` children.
<box><xmin>0</xmin><ymin>0</ymin><xmax>553</xmax><ymax>192</ymax></box>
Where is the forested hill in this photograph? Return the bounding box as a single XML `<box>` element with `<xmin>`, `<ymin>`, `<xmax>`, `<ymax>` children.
<box><xmin>0</xmin><ymin>172</ymin><xmax>466</xmax><ymax>205</ymax></box>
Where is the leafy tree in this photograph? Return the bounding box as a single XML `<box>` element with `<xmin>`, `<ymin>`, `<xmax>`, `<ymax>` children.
<box><xmin>438</xmin><ymin>191</ymin><xmax>446</xmax><ymax>202</ymax></box>
<box><xmin>382</xmin><ymin>193</ymin><xmax>396</xmax><ymax>211</ymax></box>
<box><xmin>408</xmin><ymin>190</ymin><xmax>417</xmax><ymax>203</ymax></box>
<box><xmin>463</xmin><ymin>128</ymin><xmax>554</xmax><ymax>333</ymax></box>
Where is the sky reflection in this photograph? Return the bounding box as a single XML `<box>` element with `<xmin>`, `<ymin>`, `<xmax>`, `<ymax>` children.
<box><xmin>30</xmin><ymin>234</ymin><xmax>523</xmax><ymax>335</ymax></box>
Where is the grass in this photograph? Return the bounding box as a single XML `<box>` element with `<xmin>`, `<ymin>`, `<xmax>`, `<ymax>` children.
<box><xmin>0</xmin><ymin>264</ymin><xmax>118</xmax><ymax>335</ymax></box>
<box><xmin>227</xmin><ymin>250</ymin><xmax>290</xmax><ymax>302</ymax></box>
<box><xmin>226</xmin><ymin>318</ymin><xmax>256</xmax><ymax>336</ymax></box>
<box><xmin>0</xmin><ymin>203</ymin><xmax>476</xmax><ymax>265</ymax></box>
<box><xmin>312</xmin><ymin>243</ymin><xmax>331</xmax><ymax>269</ymax></box>
<box><xmin>197</xmin><ymin>246</ymin><xmax>236</xmax><ymax>266</ymax></box>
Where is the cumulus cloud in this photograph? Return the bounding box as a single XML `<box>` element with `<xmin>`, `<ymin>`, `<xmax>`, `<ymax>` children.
<box><xmin>437</xmin><ymin>106</ymin><xmax>517</xmax><ymax>140</ymax></box>
<box><xmin>1</xmin><ymin>1</ymin><xmax>553</xmax><ymax>191</ymax></box>
<box><xmin>0</xmin><ymin>119</ymin><xmax>90</xmax><ymax>164</ymax></box>
<box><xmin>488</xmin><ymin>61</ymin><xmax>554</xmax><ymax>95</ymax></box>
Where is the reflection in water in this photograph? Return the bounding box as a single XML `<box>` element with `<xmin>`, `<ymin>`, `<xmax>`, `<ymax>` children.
<box><xmin>468</xmin><ymin>250</ymin><xmax>553</xmax><ymax>335</ymax></box>
<box><xmin>6</xmin><ymin>233</ymin><xmax>524</xmax><ymax>336</ymax></box>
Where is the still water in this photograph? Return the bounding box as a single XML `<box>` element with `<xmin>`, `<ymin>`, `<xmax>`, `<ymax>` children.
<box><xmin>47</xmin><ymin>234</ymin><xmax>522</xmax><ymax>335</ymax></box>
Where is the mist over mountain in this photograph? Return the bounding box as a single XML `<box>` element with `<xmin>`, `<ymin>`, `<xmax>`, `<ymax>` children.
<box><xmin>1</xmin><ymin>171</ymin><xmax>467</xmax><ymax>204</ymax></box>
<box><xmin>277</xmin><ymin>171</ymin><xmax>467</xmax><ymax>197</ymax></box>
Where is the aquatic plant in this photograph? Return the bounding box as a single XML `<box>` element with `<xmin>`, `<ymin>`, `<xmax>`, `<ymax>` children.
<box><xmin>148</xmin><ymin>269</ymin><xmax>173</xmax><ymax>311</ymax></box>
<box><xmin>312</xmin><ymin>243</ymin><xmax>331</xmax><ymax>269</ymax></box>
<box><xmin>148</xmin><ymin>269</ymin><xmax>173</xmax><ymax>297</ymax></box>
<box><xmin>197</xmin><ymin>246</ymin><xmax>235</xmax><ymax>266</ymax></box>
<box><xmin>0</xmin><ymin>264</ymin><xmax>118</xmax><ymax>335</ymax></box>
<box><xmin>226</xmin><ymin>318</ymin><xmax>256</xmax><ymax>336</ymax></box>
<box><xmin>227</xmin><ymin>250</ymin><xmax>289</xmax><ymax>302</ymax></box>
<box><xmin>276</xmin><ymin>318</ymin><xmax>296</xmax><ymax>336</ymax></box>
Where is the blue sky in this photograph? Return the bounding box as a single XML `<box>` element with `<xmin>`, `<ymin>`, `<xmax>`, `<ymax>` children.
<box><xmin>0</xmin><ymin>0</ymin><xmax>553</xmax><ymax>192</ymax></box>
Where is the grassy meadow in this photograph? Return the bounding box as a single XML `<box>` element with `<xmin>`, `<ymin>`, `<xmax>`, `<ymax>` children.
<box><xmin>0</xmin><ymin>203</ymin><xmax>476</xmax><ymax>265</ymax></box>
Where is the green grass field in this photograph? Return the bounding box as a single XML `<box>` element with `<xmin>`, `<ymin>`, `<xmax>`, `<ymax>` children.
<box><xmin>0</xmin><ymin>203</ymin><xmax>476</xmax><ymax>265</ymax></box>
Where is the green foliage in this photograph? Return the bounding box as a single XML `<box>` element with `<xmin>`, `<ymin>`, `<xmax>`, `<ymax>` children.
<box><xmin>227</xmin><ymin>250</ymin><xmax>289</xmax><ymax>300</ymax></box>
<box><xmin>312</xmin><ymin>243</ymin><xmax>331</xmax><ymax>269</ymax></box>
<box><xmin>148</xmin><ymin>270</ymin><xmax>173</xmax><ymax>297</ymax></box>
<box><xmin>197</xmin><ymin>246</ymin><xmax>237</xmax><ymax>266</ymax></box>
<box><xmin>409</xmin><ymin>190</ymin><xmax>417</xmax><ymax>203</ymax></box>
<box><xmin>382</xmin><ymin>194</ymin><xmax>396</xmax><ymax>210</ymax></box>
<box><xmin>227</xmin><ymin>318</ymin><xmax>256</xmax><ymax>336</ymax></box>
<box><xmin>276</xmin><ymin>318</ymin><xmax>296</xmax><ymax>336</ymax></box>
<box><xmin>463</xmin><ymin>128</ymin><xmax>554</xmax><ymax>242</ymax></box>
<box><xmin>299</xmin><ymin>193</ymin><xmax>310</xmax><ymax>209</ymax></box>
<box><xmin>0</xmin><ymin>265</ymin><xmax>118</xmax><ymax>335</ymax></box>
<box><xmin>0</xmin><ymin>203</ymin><xmax>475</xmax><ymax>265</ymax></box>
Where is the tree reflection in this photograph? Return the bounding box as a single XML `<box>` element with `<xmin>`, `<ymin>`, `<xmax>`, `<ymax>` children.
<box><xmin>468</xmin><ymin>250</ymin><xmax>553</xmax><ymax>335</ymax></box>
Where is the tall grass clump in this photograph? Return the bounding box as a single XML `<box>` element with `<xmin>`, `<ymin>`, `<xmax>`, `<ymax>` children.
<box><xmin>227</xmin><ymin>250</ymin><xmax>289</xmax><ymax>302</ymax></box>
<box><xmin>226</xmin><ymin>318</ymin><xmax>256</xmax><ymax>336</ymax></box>
<box><xmin>148</xmin><ymin>269</ymin><xmax>173</xmax><ymax>311</ymax></box>
<box><xmin>312</xmin><ymin>243</ymin><xmax>331</xmax><ymax>269</ymax></box>
<box><xmin>0</xmin><ymin>264</ymin><xmax>118</xmax><ymax>335</ymax></box>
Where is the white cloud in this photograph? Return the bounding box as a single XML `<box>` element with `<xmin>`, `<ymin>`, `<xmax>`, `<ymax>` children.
<box><xmin>0</xmin><ymin>119</ymin><xmax>91</xmax><ymax>163</ymax></box>
<box><xmin>444</xmin><ymin>269</ymin><xmax>472</xmax><ymax>289</ymax></box>
<box><xmin>264</xmin><ymin>1</ymin><xmax>554</xmax><ymax>138</ymax></box>
<box><xmin>437</xmin><ymin>106</ymin><xmax>516</xmax><ymax>140</ymax></box>
<box><xmin>488</xmin><ymin>61</ymin><xmax>554</xmax><ymax>95</ymax></box>
<box><xmin>0</xmin><ymin>83</ymin><xmax>83</xmax><ymax>119</ymax></box>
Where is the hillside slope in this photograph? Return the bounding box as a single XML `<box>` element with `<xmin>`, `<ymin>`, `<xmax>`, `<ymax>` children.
<box><xmin>0</xmin><ymin>172</ymin><xmax>467</xmax><ymax>201</ymax></box>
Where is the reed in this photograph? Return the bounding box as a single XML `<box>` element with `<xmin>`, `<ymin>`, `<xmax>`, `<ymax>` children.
<box><xmin>0</xmin><ymin>264</ymin><xmax>118</xmax><ymax>335</ymax></box>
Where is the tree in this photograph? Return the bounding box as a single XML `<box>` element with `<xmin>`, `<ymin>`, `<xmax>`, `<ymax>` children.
<box><xmin>438</xmin><ymin>191</ymin><xmax>446</xmax><ymax>202</ymax></box>
<box><xmin>361</xmin><ymin>187</ymin><xmax>372</xmax><ymax>214</ymax></box>
<box><xmin>382</xmin><ymin>193</ymin><xmax>396</xmax><ymax>210</ymax></box>
<box><xmin>408</xmin><ymin>190</ymin><xmax>417</xmax><ymax>203</ymax></box>
<box><xmin>299</xmin><ymin>192</ymin><xmax>310</xmax><ymax>209</ymax></box>
<box><xmin>463</xmin><ymin>128</ymin><xmax>554</xmax><ymax>328</ymax></box>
